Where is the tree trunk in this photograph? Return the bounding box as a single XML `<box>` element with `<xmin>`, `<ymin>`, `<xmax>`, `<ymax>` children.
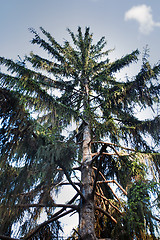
<box><xmin>79</xmin><ymin>124</ymin><xmax>97</xmax><ymax>240</ymax></box>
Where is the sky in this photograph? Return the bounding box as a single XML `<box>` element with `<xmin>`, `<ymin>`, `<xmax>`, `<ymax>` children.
<box><xmin>0</xmin><ymin>0</ymin><xmax>160</xmax><ymax>237</ymax></box>
<box><xmin>0</xmin><ymin>0</ymin><xmax>160</xmax><ymax>63</ymax></box>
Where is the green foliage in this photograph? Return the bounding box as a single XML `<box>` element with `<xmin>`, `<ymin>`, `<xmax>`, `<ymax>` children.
<box><xmin>112</xmin><ymin>180</ymin><xmax>160</xmax><ymax>239</ymax></box>
<box><xmin>0</xmin><ymin>26</ymin><xmax>160</xmax><ymax>239</ymax></box>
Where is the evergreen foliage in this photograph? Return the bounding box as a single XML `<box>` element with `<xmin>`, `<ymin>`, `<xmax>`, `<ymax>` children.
<box><xmin>0</xmin><ymin>26</ymin><xmax>160</xmax><ymax>239</ymax></box>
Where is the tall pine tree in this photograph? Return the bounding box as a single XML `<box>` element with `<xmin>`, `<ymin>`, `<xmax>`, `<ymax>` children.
<box><xmin>0</xmin><ymin>27</ymin><xmax>160</xmax><ymax>239</ymax></box>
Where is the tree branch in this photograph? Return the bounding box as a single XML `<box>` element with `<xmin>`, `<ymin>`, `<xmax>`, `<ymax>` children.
<box><xmin>24</xmin><ymin>193</ymin><xmax>79</xmax><ymax>239</ymax></box>
<box><xmin>97</xmin><ymin>180</ymin><xmax>127</xmax><ymax>196</ymax></box>
<box><xmin>92</xmin><ymin>151</ymin><xmax>131</xmax><ymax>157</ymax></box>
<box><xmin>60</xmin><ymin>166</ymin><xmax>86</xmax><ymax>202</ymax></box>
<box><xmin>91</xmin><ymin>141</ymin><xmax>136</xmax><ymax>152</ymax></box>
<box><xmin>92</xmin><ymin>144</ymin><xmax>107</xmax><ymax>195</ymax></box>
<box><xmin>0</xmin><ymin>236</ymin><xmax>19</xmax><ymax>240</ymax></box>
<box><xmin>95</xmin><ymin>206</ymin><xmax>117</xmax><ymax>224</ymax></box>
<box><xmin>16</xmin><ymin>203</ymin><xmax>78</xmax><ymax>210</ymax></box>
<box><xmin>93</xmin><ymin>168</ymin><xmax>121</xmax><ymax>202</ymax></box>
<box><xmin>24</xmin><ymin>209</ymin><xmax>75</xmax><ymax>240</ymax></box>
<box><xmin>95</xmin><ymin>192</ymin><xmax>122</xmax><ymax>214</ymax></box>
<box><xmin>152</xmin><ymin>215</ymin><xmax>160</xmax><ymax>222</ymax></box>
<box><xmin>55</xmin><ymin>181</ymin><xmax>81</xmax><ymax>188</ymax></box>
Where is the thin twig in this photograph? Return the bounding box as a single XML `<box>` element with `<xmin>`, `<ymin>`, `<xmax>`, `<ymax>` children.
<box><xmin>55</xmin><ymin>181</ymin><xmax>81</xmax><ymax>188</ymax></box>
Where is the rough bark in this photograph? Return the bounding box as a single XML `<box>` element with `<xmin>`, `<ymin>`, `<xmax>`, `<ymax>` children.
<box><xmin>79</xmin><ymin>124</ymin><xmax>97</xmax><ymax>240</ymax></box>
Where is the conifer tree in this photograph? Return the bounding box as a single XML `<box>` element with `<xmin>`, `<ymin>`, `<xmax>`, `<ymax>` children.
<box><xmin>0</xmin><ymin>27</ymin><xmax>160</xmax><ymax>239</ymax></box>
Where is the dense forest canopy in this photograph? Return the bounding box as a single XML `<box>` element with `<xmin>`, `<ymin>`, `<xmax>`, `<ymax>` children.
<box><xmin>0</xmin><ymin>26</ymin><xmax>160</xmax><ymax>239</ymax></box>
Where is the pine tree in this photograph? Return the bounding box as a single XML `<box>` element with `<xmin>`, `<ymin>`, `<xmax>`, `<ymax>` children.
<box><xmin>0</xmin><ymin>27</ymin><xmax>160</xmax><ymax>239</ymax></box>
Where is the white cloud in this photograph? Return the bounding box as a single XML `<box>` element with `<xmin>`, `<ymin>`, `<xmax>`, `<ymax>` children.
<box><xmin>124</xmin><ymin>5</ymin><xmax>160</xmax><ymax>34</ymax></box>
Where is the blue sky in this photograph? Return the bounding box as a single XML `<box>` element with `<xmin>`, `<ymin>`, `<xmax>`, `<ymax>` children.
<box><xmin>1</xmin><ymin>0</ymin><xmax>160</xmax><ymax>237</ymax></box>
<box><xmin>0</xmin><ymin>0</ymin><xmax>160</xmax><ymax>64</ymax></box>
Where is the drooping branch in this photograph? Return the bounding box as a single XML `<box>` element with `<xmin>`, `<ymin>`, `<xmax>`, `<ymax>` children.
<box><xmin>102</xmin><ymin>152</ymin><xmax>130</xmax><ymax>156</ymax></box>
<box><xmin>92</xmin><ymin>151</ymin><xmax>131</xmax><ymax>157</ymax></box>
<box><xmin>24</xmin><ymin>209</ymin><xmax>75</xmax><ymax>240</ymax></box>
<box><xmin>92</xmin><ymin>152</ymin><xmax>117</xmax><ymax>157</ymax></box>
<box><xmin>24</xmin><ymin>193</ymin><xmax>79</xmax><ymax>239</ymax></box>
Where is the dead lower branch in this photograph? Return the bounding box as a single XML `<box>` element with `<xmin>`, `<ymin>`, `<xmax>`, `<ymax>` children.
<box><xmin>97</xmin><ymin>180</ymin><xmax>127</xmax><ymax>196</ymax></box>
<box><xmin>93</xmin><ymin>167</ymin><xmax>122</xmax><ymax>202</ymax></box>
<box><xmin>95</xmin><ymin>192</ymin><xmax>122</xmax><ymax>214</ymax></box>
<box><xmin>95</xmin><ymin>206</ymin><xmax>117</xmax><ymax>224</ymax></box>
<box><xmin>92</xmin><ymin>144</ymin><xmax>107</xmax><ymax>195</ymax></box>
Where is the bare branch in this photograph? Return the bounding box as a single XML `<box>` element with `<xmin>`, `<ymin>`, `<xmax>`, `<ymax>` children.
<box><xmin>92</xmin><ymin>144</ymin><xmax>107</xmax><ymax>195</ymax></box>
<box><xmin>97</xmin><ymin>180</ymin><xmax>127</xmax><ymax>196</ymax></box>
<box><xmin>108</xmin><ymin>145</ymin><xmax>120</xmax><ymax>156</ymax></box>
<box><xmin>95</xmin><ymin>206</ymin><xmax>117</xmax><ymax>224</ymax></box>
<box><xmin>57</xmin><ymin>165</ymin><xmax>81</xmax><ymax>171</ymax></box>
<box><xmin>95</xmin><ymin>192</ymin><xmax>122</xmax><ymax>214</ymax></box>
<box><xmin>90</xmin><ymin>152</ymin><xmax>101</xmax><ymax>165</ymax></box>
<box><xmin>16</xmin><ymin>203</ymin><xmax>78</xmax><ymax>210</ymax></box>
<box><xmin>93</xmin><ymin>167</ymin><xmax>121</xmax><ymax>202</ymax></box>
<box><xmin>72</xmin><ymin>228</ymin><xmax>82</xmax><ymax>238</ymax></box>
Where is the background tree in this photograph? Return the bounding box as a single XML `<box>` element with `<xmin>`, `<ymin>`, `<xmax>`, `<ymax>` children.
<box><xmin>0</xmin><ymin>27</ymin><xmax>160</xmax><ymax>239</ymax></box>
